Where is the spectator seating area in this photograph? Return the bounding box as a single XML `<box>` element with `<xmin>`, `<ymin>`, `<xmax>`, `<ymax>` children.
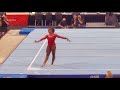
<box><xmin>27</xmin><ymin>12</ymin><xmax>120</xmax><ymax>28</ymax></box>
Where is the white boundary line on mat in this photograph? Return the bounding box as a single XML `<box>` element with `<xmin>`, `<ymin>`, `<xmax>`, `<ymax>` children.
<box><xmin>27</xmin><ymin>39</ymin><xmax>47</xmax><ymax>70</ymax></box>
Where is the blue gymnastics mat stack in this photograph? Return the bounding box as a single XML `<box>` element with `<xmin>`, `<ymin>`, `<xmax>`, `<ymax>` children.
<box><xmin>19</xmin><ymin>28</ymin><xmax>35</xmax><ymax>35</ymax></box>
<box><xmin>19</xmin><ymin>28</ymin><xmax>48</xmax><ymax>35</ymax></box>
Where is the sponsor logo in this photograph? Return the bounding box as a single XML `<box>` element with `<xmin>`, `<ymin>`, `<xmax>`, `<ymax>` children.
<box><xmin>90</xmin><ymin>75</ymin><xmax>100</xmax><ymax>78</ymax></box>
<box><xmin>7</xmin><ymin>19</ymin><xmax>16</xmax><ymax>21</ymax></box>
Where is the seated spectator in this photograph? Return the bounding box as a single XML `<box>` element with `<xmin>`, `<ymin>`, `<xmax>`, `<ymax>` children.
<box><xmin>58</xmin><ymin>18</ymin><xmax>68</xmax><ymax>29</ymax></box>
<box><xmin>105</xmin><ymin>12</ymin><xmax>118</xmax><ymax>26</ymax></box>
<box><xmin>77</xmin><ymin>15</ymin><xmax>86</xmax><ymax>27</ymax></box>
<box><xmin>71</xmin><ymin>14</ymin><xmax>82</xmax><ymax>28</ymax></box>
<box><xmin>72</xmin><ymin>15</ymin><xmax>86</xmax><ymax>28</ymax></box>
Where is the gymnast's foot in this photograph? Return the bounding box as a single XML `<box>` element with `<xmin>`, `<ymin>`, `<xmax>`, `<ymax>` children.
<box><xmin>51</xmin><ymin>64</ymin><xmax>54</xmax><ymax>66</ymax></box>
<box><xmin>41</xmin><ymin>64</ymin><xmax>45</xmax><ymax>67</ymax></box>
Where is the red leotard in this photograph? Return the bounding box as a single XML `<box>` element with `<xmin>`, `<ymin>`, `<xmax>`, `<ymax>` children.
<box><xmin>39</xmin><ymin>34</ymin><xmax>66</xmax><ymax>48</ymax></box>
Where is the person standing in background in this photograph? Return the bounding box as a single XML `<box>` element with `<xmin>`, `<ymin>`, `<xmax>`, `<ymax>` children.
<box><xmin>0</xmin><ymin>14</ymin><xmax>9</xmax><ymax>39</ymax></box>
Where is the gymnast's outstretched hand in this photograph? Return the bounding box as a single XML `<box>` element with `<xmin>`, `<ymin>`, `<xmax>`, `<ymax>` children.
<box><xmin>66</xmin><ymin>38</ymin><xmax>71</xmax><ymax>42</ymax></box>
<box><xmin>34</xmin><ymin>40</ymin><xmax>38</xmax><ymax>43</ymax></box>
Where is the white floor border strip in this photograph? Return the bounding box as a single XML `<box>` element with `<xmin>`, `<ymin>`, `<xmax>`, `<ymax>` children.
<box><xmin>28</xmin><ymin>67</ymin><xmax>120</xmax><ymax>71</ymax></box>
<box><xmin>27</xmin><ymin>39</ymin><xmax>47</xmax><ymax>70</ymax></box>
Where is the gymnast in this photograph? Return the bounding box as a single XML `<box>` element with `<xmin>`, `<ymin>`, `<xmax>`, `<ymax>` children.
<box><xmin>35</xmin><ymin>27</ymin><xmax>70</xmax><ymax>67</ymax></box>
